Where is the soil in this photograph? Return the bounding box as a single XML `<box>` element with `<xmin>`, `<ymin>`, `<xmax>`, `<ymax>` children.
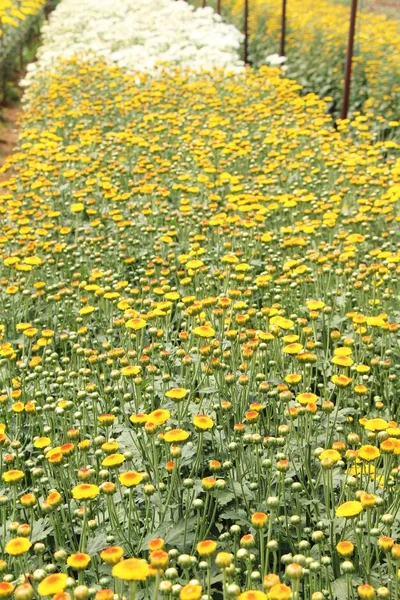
<box><xmin>0</xmin><ymin>104</ymin><xmax>22</xmax><ymax>184</ymax></box>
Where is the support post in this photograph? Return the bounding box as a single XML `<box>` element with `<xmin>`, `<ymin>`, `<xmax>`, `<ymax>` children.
<box><xmin>280</xmin><ymin>0</ymin><xmax>287</xmax><ymax>56</ymax></box>
<box><xmin>341</xmin><ymin>0</ymin><xmax>358</xmax><ymax>119</ymax></box>
<box><xmin>244</xmin><ymin>0</ymin><xmax>249</xmax><ymax>64</ymax></box>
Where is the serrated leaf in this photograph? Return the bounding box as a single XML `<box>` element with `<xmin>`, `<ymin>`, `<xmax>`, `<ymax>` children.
<box><xmin>87</xmin><ymin>532</ymin><xmax>108</xmax><ymax>554</ymax></box>
<box><xmin>31</xmin><ymin>517</ymin><xmax>53</xmax><ymax>542</ymax></box>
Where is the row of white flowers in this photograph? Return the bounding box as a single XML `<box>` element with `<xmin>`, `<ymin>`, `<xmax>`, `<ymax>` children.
<box><xmin>22</xmin><ymin>0</ymin><xmax>243</xmax><ymax>84</ymax></box>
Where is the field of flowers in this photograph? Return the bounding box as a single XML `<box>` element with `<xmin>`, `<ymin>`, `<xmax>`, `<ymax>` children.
<box><xmin>0</xmin><ymin>0</ymin><xmax>47</xmax><ymax>101</ymax></box>
<box><xmin>0</xmin><ymin>0</ymin><xmax>399</xmax><ymax>599</ymax></box>
<box><xmin>194</xmin><ymin>0</ymin><xmax>400</xmax><ymax>124</ymax></box>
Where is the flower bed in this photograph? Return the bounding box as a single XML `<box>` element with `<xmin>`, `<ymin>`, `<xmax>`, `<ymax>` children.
<box><xmin>0</xmin><ymin>0</ymin><xmax>46</xmax><ymax>101</ymax></box>
<box><xmin>0</xmin><ymin>0</ymin><xmax>400</xmax><ymax>598</ymax></box>
<box><xmin>21</xmin><ymin>0</ymin><xmax>243</xmax><ymax>84</ymax></box>
<box><xmin>196</xmin><ymin>0</ymin><xmax>400</xmax><ymax>124</ymax></box>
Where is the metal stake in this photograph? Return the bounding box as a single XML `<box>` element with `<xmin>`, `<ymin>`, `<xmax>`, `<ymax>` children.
<box><xmin>341</xmin><ymin>0</ymin><xmax>358</xmax><ymax>119</ymax></box>
<box><xmin>280</xmin><ymin>0</ymin><xmax>287</xmax><ymax>56</ymax></box>
<box><xmin>244</xmin><ymin>0</ymin><xmax>249</xmax><ymax>64</ymax></box>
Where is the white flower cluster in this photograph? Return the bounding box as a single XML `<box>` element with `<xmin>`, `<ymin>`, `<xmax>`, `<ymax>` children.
<box><xmin>22</xmin><ymin>0</ymin><xmax>243</xmax><ymax>83</ymax></box>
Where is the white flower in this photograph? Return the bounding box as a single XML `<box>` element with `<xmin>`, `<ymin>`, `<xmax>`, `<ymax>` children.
<box><xmin>23</xmin><ymin>0</ymin><xmax>244</xmax><ymax>86</ymax></box>
<box><xmin>265</xmin><ymin>53</ymin><xmax>287</xmax><ymax>66</ymax></box>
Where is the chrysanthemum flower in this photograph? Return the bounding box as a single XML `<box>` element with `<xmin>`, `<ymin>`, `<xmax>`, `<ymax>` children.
<box><xmin>165</xmin><ymin>388</ymin><xmax>188</xmax><ymax>401</ymax></box>
<box><xmin>0</xmin><ymin>582</ymin><xmax>14</xmax><ymax>598</ymax></box>
<box><xmin>148</xmin><ymin>538</ymin><xmax>165</xmax><ymax>552</ymax></box>
<box><xmin>164</xmin><ymin>429</ymin><xmax>190</xmax><ymax>443</ymax></box>
<box><xmin>72</xmin><ymin>484</ymin><xmax>99</xmax><ymax>501</ymax></box>
<box><xmin>148</xmin><ymin>409</ymin><xmax>170</xmax><ymax>425</ymax></box>
<box><xmin>251</xmin><ymin>512</ymin><xmax>269</xmax><ymax>528</ymax></box>
<box><xmin>126</xmin><ymin>317</ymin><xmax>147</xmax><ymax>330</ymax></box>
<box><xmin>336</xmin><ymin>540</ymin><xmax>354</xmax><ymax>557</ymax></box>
<box><xmin>2</xmin><ymin>469</ymin><xmax>24</xmax><ymax>483</ymax></box>
<box><xmin>38</xmin><ymin>573</ymin><xmax>69</xmax><ymax>597</ymax></box>
<box><xmin>197</xmin><ymin>539</ymin><xmax>217</xmax><ymax>556</ymax></box>
<box><xmin>296</xmin><ymin>392</ymin><xmax>318</xmax><ymax>406</ymax></box>
<box><xmin>67</xmin><ymin>553</ymin><xmax>91</xmax><ymax>570</ymax></box>
<box><xmin>100</xmin><ymin>546</ymin><xmax>124</xmax><ymax>565</ymax></box>
<box><xmin>102</xmin><ymin>453</ymin><xmax>126</xmax><ymax>467</ymax></box>
<box><xmin>267</xmin><ymin>584</ymin><xmax>291</xmax><ymax>600</ymax></box>
<box><xmin>358</xmin><ymin>445</ymin><xmax>380</xmax><ymax>461</ymax></box>
<box><xmin>119</xmin><ymin>471</ymin><xmax>143</xmax><ymax>488</ymax></box>
<box><xmin>319</xmin><ymin>449</ymin><xmax>341</xmax><ymax>463</ymax></box>
<box><xmin>149</xmin><ymin>550</ymin><xmax>168</xmax><ymax>569</ymax></box>
<box><xmin>336</xmin><ymin>501</ymin><xmax>363</xmax><ymax>518</ymax></box>
<box><xmin>5</xmin><ymin>537</ymin><xmax>31</xmax><ymax>556</ymax></box>
<box><xmin>192</xmin><ymin>415</ymin><xmax>214</xmax><ymax>430</ymax></box>
<box><xmin>112</xmin><ymin>558</ymin><xmax>149</xmax><ymax>581</ymax></box>
<box><xmin>192</xmin><ymin>325</ymin><xmax>215</xmax><ymax>338</ymax></box>
<box><xmin>179</xmin><ymin>584</ymin><xmax>202</xmax><ymax>600</ymax></box>
<box><xmin>121</xmin><ymin>365</ymin><xmax>141</xmax><ymax>378</ymax></box>
<box><xmin>238</xmin><ymin>591</ymin><xmax>267</xmax><ymax>600</ymax></box>
<box><xmin>331</xmin><ymin>355</ymin><xmax>354</xmax><ymax>367</ymax></box>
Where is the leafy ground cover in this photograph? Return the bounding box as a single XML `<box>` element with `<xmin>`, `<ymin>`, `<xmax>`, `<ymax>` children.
<box><xmin>0</xmin><ymin>1</ymin><xmax>399</xmax><ymax>599</ymax></box>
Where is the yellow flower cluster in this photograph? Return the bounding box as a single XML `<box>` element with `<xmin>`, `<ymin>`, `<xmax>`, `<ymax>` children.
<box><xmin>0</xmin><ymin>55</ymin><xmax>399</xmax><ymax>598</ymax></box>
<box><xmin>227</xmin><ymin>0</ymin><xmax>400</xmax><ymax>121</ymax></box>
<box><xmin>0</xmin><ymin>0</ymin><xmax>45</xmax><ymax>36</ymax></box>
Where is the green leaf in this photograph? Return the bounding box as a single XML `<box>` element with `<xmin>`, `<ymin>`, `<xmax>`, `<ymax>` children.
<box><xmin>31</xmin><ymin>518</ymin><xmax>53</xmax><ymax>542</ymax></box>
<box><xmin>332</xmin><ymin>576</ymin><xmax>362</xmax><ymax>599</ymax></box>
<box><xmin>87</xmin><ymin>532</ymin><xmax>108</xmax><ymax>555</ymax></box>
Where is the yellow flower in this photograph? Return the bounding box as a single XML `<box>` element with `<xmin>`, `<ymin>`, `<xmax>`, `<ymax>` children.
<box><xmin>336</xmin><ymin>501</ymin><xmax>363</xmax><ymax>518</ymax></box>
<box><xmin>165</xmin><ymin>388</ymin><xmax>188</xmax><ymax>401</ymax></box>
<box><xmin>192</xmin><ymin>325</ymin><xmax>215</xmax><ymax>338</ymax></box>
<box><xmin>331</xmin><ymin>375</ymin><xmax>353</xmax><ymax>387</ymax></box>
<box><xmin>2</xmin><ymin>469</ymin><xmax>24</xmax><ymax>484</ymax></box>
<box><xmin>238</xmin><ymin>592</ymin><xmax>268</xmax><ymax>600</ymax></box>
<box><xmin>251</xmin><ymin>512</ymin><xmax>269</xmax><ymax>528</ymax></box>
<box><xmin>125</xmin><ymin>318</ymin><xmax>147</xmax><ymax>330</ymax></box>
<box><xmin>33</xmin><ymin>437</ymin><xmax>51</xmax><ymax>449</ymax></box>
<box><xmin>319</xmin><ymin>449</ymin><xmax>341</xmax><ymax>463</ymax></box>
<box><xmin>197</xmin><ymin>540</ymin><xmax>217</xmax><ymax>556</ymax></box>
<box><xmin>296</xmin><ymin>392</ymin><xmax>318</xmax><ymax>405</ymax></box>
<box><xmin>148</xmin><ymin>409</ymin><xmax>170</xmax><ymax>425</ymax></box>
<box><xmin>331</xmin><ymin>355</ymin><xmax>354</xmax><ymax>367</ymax></box>
<box><xmin>0</xmin><ymin>582</ymin><xmax>14</xmax><ymax>598</ymax></box>
<box><xmin>38</xmin><ymin>573</ymin><xmax>68</xmax><ymax>596</ymax></box>
<box><xmin>306</xmin><ymin>300</ymin><xmax>325</xmax><ymax>311</ymax></box>
<box><xmin>112</xmin><ymin>558</ymin><xmax>149</xmax><ymax>581</ymax></box>
<box><xmin>358</xmin><ymin>445</ymin><xmax>380</xmax><ymax>461</ymax></box>
<box><xmin>79</xmin><ymin>306</ymin><xmax>95</xmax><ymax>316</ymax></box>
<box><xmin>336</xmin><ymin>541</ymin><xmax>354</xmax><ymax>557</ymax></box>
<box><xmin>100</xmin><ymin>546</ymin><xmax>124</xmax><ymax>565</ymax></box>
<box><xmin>193</xmin><ymin>415</ymin><xmax>214</xmax><ymax>430</ymax></box>
<box><xmin>121</xmin><ymin>365</ymin><xmax>141</xmax><ymax>377</ymax></box>
<box><xmin>71</xmin><ymin>202</ymin><xmax>85</xmax><ymax>213</ymax></box>
<box><xmin>119</xmin><ymin>471</ymin><xmax>143</xmax><ymax>488</ymax></box>
<box><xmin>364</xmin><ymin>419</ymin><xmax>388</xmax><ymax>432</ymax></box>
<box><xmin>186</xmin><ymin>260</ymin><xmax>204</xmax><ymax>270</ymax></box>
<box><xmin>72</xmin><ymin>484</ymin><xmax>99</xmax><ymax>500</ymax></box>
<box><xmin>5</xmin><ymin>537</ymin><xmax>32</xmax><ymax>556</ymax></box>
<box><xmin>130</xmin><ymin>413</ymin><xmax>148</xmax><ymax>426</ymax></box>
<box><xmin>180</xmin><ymin>584</ymin><xmax>202</xmax><ymax>600</ymax></box>
<box><xmin>269</xmin><ymin>316</ymin><xmax>294</xmax><ymax>330</ymax></box>
<box><xmin>102</xmin><ymin>453</ymin><xmax>126</xmax><ymax>467</ymax></box>
<box><xmin>267</xmin><ymin>584</ymin><xmax>291</xmax><ymax>600</ymax></box>
<box><xmin>283</xmin><ymin>343</ymin><xmax>303</xmax><ymax>355</ymax></box>
<box><xmin>67</xmin><ymin>553</ymin><xmax>91</xmax><ymax>570</ymax></box>
<box><xmin>164</xmin><ymin>429</ymin><xmax>190</xmax><ymax>443</ymax></box>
